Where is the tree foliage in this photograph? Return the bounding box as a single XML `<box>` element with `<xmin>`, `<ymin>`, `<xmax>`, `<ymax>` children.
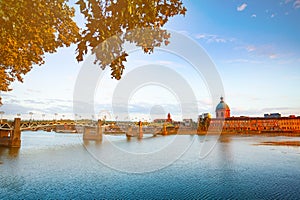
<box><xmin>0</xmin><ymin>0</ymin><xmax>186</xmax><ymax>104</ymax></box>
<box><xmin>76</xmin><ymin>0</ymin><xmax>186</xmax><ymax>80</ymax></box>
<box><xmin>0</xmin><ymin>0</ymin><xmax>79</xmax><ymax>104</ymax></box>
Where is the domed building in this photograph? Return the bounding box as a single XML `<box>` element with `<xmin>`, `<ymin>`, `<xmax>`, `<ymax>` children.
<box><xmin>216</xmin><ymin>97</ymin><xmax>230</xmax><ymax>118</ymax></box>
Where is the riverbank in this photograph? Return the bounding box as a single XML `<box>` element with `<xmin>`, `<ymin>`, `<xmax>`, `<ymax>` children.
<box><xmin>196</xmin><ymin>130</ymin><xmax>300</xmax><ymax>137</ymax></box>
<box><xmin>257</xmin><ymin>141</ymin><xmax>300</xmax><ymax>147</ymax></box>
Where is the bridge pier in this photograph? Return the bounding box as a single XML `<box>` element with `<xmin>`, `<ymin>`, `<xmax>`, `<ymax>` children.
<box><xmin>83</xmin><ymin>120</ymin><xmax>103</xmax><ymax>141</ymax></box>
<box><xmin>125</xmin><ymin>122</ymin><xmax>144</xmax><ymax>139</ymax></box>
<box><xmin>11</xmin><ymin>118</ymin><xmax>21</xmax><ymax>147</ymax></box>
<box><xmin>162</xmin><ymin>123</ymin><xmax>167</xmax><ymax>135</ymax></box>
<box><xmin>0</xmin><ymin>118</ymin><xmax>21</xmax><ymax>148</ymax></box>
<box><xmin>126</xmin><ymin>125</ymin><xmax>133</xmax><ymax>139</ymax></box>
<box><xmin>138</xmin><ymin>121</ymin><xmax>143</xmax><ymax>139</ymax></box>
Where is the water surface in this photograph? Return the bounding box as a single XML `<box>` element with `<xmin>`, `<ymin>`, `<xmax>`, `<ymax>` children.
<box><xmin>1</xmin><ymin>131</ymin><xmax>300</xmax><ymax>199</ymax></box>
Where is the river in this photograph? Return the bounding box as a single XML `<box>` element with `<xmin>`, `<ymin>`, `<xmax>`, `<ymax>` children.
<box><xmin>1</xmin><ymin>131</ymin><xmax>300</xmax><ymax>199</ymax></box>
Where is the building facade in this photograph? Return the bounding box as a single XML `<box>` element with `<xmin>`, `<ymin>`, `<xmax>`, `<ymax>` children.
<box><xmin>210</xmin><ymin>116</ymin><xmax>300</xmax><ymax>132</ymax></box>
<box><xmin>200</xmin><ymin>97</ymin><xmax>300</xmax><ymax>133</ymax></box>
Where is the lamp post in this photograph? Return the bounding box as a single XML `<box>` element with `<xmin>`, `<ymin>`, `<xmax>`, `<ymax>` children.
<box><xmin>29</xmin><ymin>112</ymin><xmax>33</xmax><ymax>122</ymax></box>
<box><xmin>103</xmin><ymin>115</ymin><xmax>106</xmax><ymax>124</ymax></box>
<box><xmin>0</xmin><ymin>111</ymin><xmax>4</xmax><ymax>123</ymax></box>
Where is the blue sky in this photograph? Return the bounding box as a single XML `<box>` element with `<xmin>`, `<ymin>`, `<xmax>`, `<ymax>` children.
<box><xmin>1</xmin><ymin>0</ymin><xmax>300</xmax><ymax>120</ymax></box>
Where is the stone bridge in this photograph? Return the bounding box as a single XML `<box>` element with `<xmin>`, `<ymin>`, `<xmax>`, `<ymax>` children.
<box><xmin>0</xmin><ymin>119</ymin><xmax>98</xmax><ymax>147</ymax></box>
<box><xmin>0</xmin><ymin>118</ymin><xmax>167</xmax><ymax>147</ymax></box>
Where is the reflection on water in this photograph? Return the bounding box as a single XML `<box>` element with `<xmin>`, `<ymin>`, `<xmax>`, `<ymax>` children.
<box><xmin>1</xmin><ymin>131</ymin><xmax>300</xmax><ymax>199</ymax></box>
<box><xmin>218</xmin><ymin>135</ymin><xmax>232</xmax><ymax>143</ymax></box>
<box><xmin>0</xmin><ymin>147</ymin><xmax>20</xmax><ymax>159</ymax></box>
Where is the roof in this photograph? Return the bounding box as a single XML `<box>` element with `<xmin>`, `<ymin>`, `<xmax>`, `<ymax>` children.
<box><xmin>216</xmin><ymin>97</ymin><xmax>230</xmax><ymax>111</ymax></box>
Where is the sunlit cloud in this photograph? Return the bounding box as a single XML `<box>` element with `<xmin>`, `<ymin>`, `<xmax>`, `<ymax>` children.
<box><xmin>237</xmin><ymin>3</ymin><xmax>247</xmax><ymax>11</ymax></box>
<box><xmin>245</xmin><ymin>45</ymin><xmax>256</xmax><ymax>52</ymax></box>
<box><xmin>237</xmin><ymin>44</ymin><xmax>279</xmax><ymax>59</ymax></box>
<box><xmin>269</xmin><ymin>54</ymin><xmax>278</xmax><ymax>59</ymax></box>
<box><xmin>231</xmin><ymin>106</ymin><xmax>300</xmax><ymax>117</ymax></box>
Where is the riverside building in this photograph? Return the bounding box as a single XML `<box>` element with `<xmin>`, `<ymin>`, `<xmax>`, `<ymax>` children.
<box><xmin>201</xmin><ymin>97</ymin><xmax>300</xmax><ymax>133</ymax></box>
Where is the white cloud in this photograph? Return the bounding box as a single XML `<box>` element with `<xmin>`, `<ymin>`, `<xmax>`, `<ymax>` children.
<box><xmin>251</xmin><ymin>14</ymin><xmax>257</xmax><ymax>18</ymax></box>
<box><xmin>195</xmin><ymin>33</ymin><xmax>233</xmax><ymax>43</ymax></box>
<box><xmin>284</xmin><ymin>0</ymin><xmax>300</xmax><ymax>8</ymax></box>
<box><xmin>223</xmin><ymin>59</ymin><xmax>263</xmax><ymax>64</ymax></box>
<box><xmin>177</xmin><ymin>30</ymin><xmax>190</xmax><ymax>36</ymax></box>
<box><xmin>294</xmin><ymin>0</ymin><xmax>300</xmax><ymax>8</ymax></box>
<box><xmin>196</xmin><ymin>34</ymin><xmax>206</xmax><ymax>39</ymax></box>
<box><xmin>0</xmin><ymin>97</ymin><xmax>74</xmax><ymax>120</ymax></box>
<box><xmin>237</xmin><ymin>3</ymin><xmax>247</xmax><ymax>11</ymax></box>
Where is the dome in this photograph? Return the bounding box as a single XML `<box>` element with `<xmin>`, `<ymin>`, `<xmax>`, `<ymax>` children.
<box><xmin>216</xmin><ymin>97</ymin><xmax>230</xmax><ymax>111</ymax></box>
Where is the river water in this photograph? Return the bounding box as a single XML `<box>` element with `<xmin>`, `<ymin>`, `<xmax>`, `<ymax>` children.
<box><xmin>1</xmin><ymin>131</ymin><xmax>300</xmax><ymax>199</ymax></box>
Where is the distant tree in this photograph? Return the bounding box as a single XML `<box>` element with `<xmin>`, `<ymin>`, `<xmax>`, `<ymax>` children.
<box><xmin>0</xmin><ymin>0</ymin><xmax>186</xmax><ymax>104</ymax></box>
<box><xmin>198</xmin><ymin>116</ymin><xmax>211</xmax><ymax>131</ymax></box>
